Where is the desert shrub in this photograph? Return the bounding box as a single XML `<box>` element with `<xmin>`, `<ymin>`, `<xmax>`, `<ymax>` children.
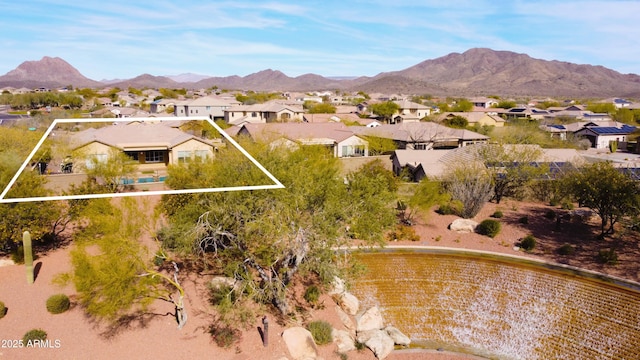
<box><xmin>518</xmin><ymin>216</ymin><xmax>529</xmax><ymax>224</ymax></box>
<box><xmin>436</xmin><ymin>200</ymin><xmax>463</xmax><ymax>216</ymax></box>
<box><xmin>520</xmin><ymin>235</ymin><xmax>536</xmax><ymax>252</ymax></box>
<box><xmin>307</xmin><ymin>320</ymin><xmax>333</xmax><ymax>345</ymax></box>
<box><xmin>209</xmin><ymin>324</ymin><xmax>241</xmax><ymax>348</ymax></box>
<box><xmin>23</xmin><ymin>329</ymin><xmax>47</xmax><ymax>343</ymax></box>
<box><xmin>0</xmin><ymin>301</ymin><xmax>6</xmax><ymax>319</ymax></box>
<box><xmin>545</xmin><ymin>210</ymin><xmax>557</xmax><ymax>220</ymax></box>
<box><xmin>385</xmin><ymin>224</ymin><xmax>420</xmax><ymax>242</ymax></box>
<box><xmin>46</xmin><ymin>294</ymin><xmax>70</xmax><ymax>314</ymax></box>
<box><xmin>304</xmin><ymin>285</ymin><xmax>320</xmax><ymax>305</ymax></box>
<box><xmin>491</xmin><ymin>210</ymin><xmax>504</xmax><ymax>218</ymax></box>
<box><xmin>561</xmin><ymin>201</ymin><xmax>574</xmax><ymax>210</ymax></box>
<box><xmin>597</xmin><ymin>249</ymin><xmax>619</xmax><ymax>265</ymax></box>
<box><xmin>557</xmin><ymin>243</ymin><xmax>575</xmax><ymax>255</ymax></box>
<box><xmin>152</xmin><ymin>249</ymin><xmax>165</xmax><ymax>267</ymax></box>
<box><xmin>476</xmin><ymin>219</ymin><xmax>501</xmax><ymax>238</ymax></box>
<box><xmin>208</xmin><ymin>283</ymin><xmax>236</xmax><ymax>307</ymax></box>
<box><xmin>11</xmin><ymin>245</ymin><xmax>24</xmax><ymax>264</ymax></box>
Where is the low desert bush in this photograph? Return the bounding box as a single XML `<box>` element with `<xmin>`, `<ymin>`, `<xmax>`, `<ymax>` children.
<box><xmin>307</xmin><ymin>320</ymin><xmax>333</xmax><ymax>345</ymax></box>
<box><xmin>491</xmin><ymin>210</ymin><xmax>504</xmax><ymax>218</ymax></box>
<box><xmin>0</xmin><ymin>301</ymin><xmax>6</xmax><ymax>319</ymax></box>
<box><xmin>545</xmin><ymin>210</ymin><xmax>557</xmax><ymax>220</ymax></box>
<box><xmin>23</xmin><ymin>329</ymin><xmax>47</xmax><ymax>343</ymax></box>
<box><xmin>209</xmin><ymin>324</ymin><xmax>241</xmax><ymax>348</ymax></box>
<box><xmin>557</xmin><ymin>243</ymin><xmax>575</xmax><ymax>255</ymax></box>
<box><xmin>304</xmin><ymin>285</ymin><xmax>320</xmax><ymax>305</ymax></box>
<box><xmin>436</xmin><ymin>200</ymin><xmax>463</xmax><ymax>216</ymax></box>
<box><xmin>46</xmin><ymin>294</ymin><xmax>70</xmax><ymax>314</ymax></box>
<box><xmin>386</xmin><ymin>224</ymin><xmax>420</xmax><ymax>242</ymax></box>
<box><xmin>519</xmin><ymin>235</ymin><xmax>536</xmax><ymax>252</ymax></box>
<box><xmin>11</xmin><ymin>245</ymin><xmax>24</xmax><ymax>264</ymax></box>
<box><xmin>476</xmin><ymin>219</ymin><xmax>501</xmax><ymax>238</ymax></box>
<box><xmin>518</xmin><ymin>216</ymin><xmax>529</xmax><ymax>224</ymax></box>
<box><xmin>561</xmin><ymin>201</ymin><xmax>574</xmax><ymax>210</ymax></box>
<box><xmin>597</xmin><ymin>249</ymin><xmax>619</xmax><ymax>265</ymax></box>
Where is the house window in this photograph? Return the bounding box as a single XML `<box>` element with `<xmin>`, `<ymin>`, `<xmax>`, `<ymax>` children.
<box><xmin>124</xmin><ymin>151</ymin><xmax>139</xmax><ymax>161</ymax></box>
<box><xmin>252</xmin><ymin>112</ymin><xmax>257</xmax><ymax>117</ymax></box>
<box><xmin>177</xmin><ymin>150</ymin><xmax>191</xmax><ymax>163</ymax></box>
<box><xmin>86</xmin><ymin>153</ymin><xmax>107</xmax><ymax>169</ymax></box>
<box><xmin>341</xmin><ymin>145</ymin><xmax>365</xmax><ymax>157</ymax></box>
<box><xmin>145</xmin><ymin>151</ymin><xmax>164</xmax><ymax>163</ymax></box>
<box><xmin>414</xmin><ymin>143</ymin><xmax>428</xmax><ymax>150</ymax></box>
<box><xmin>195</xmin><ymin>150</ymin><xmax>209</xmax><ymax>159</ymax></box>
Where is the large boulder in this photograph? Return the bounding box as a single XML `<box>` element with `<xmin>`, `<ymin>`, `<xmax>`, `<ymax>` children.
<box><xmin>385</xmin><ymin>326</ymin><xmax>411</xmax><ymax>347</ymax></box>
<box><xmin>282</xmin><ymin>327</ymin><xmax>319</xmax><ymax>360</ymax></box>
<box><xmin>335</xmin><ymin>305</ymin><xmax>355</xmax><ymax>333</ymax></box>
<box><xmin>359</xmin><ymin>329</ymin><xmax>395</xmax><ymax>359</ymax></box>
<box><xmin>339</xmin><ymin>291</ymin><xmax>360</xmax><ymax>316</ymax></box>
<box><xmin>209</xmin><ymin>276</ymin><xmax>235</xmax><ymax>288</ymax></box>
<box><xmin>332</xmin><ymin>328</ymin><xmax>356</xmax><ymax>353</ymax></box>
<box><xmin>356</xmin><ymin>306</ymin><xmax>385</xmax><ymax>332</ymax></box>
<box><xmin>449</xmin><ymin>218</ymin><xmax>478</xmax><ymax>233</ymax></box>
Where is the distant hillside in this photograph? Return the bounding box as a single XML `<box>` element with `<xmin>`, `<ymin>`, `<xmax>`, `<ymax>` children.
<box><xmin>1</xmin><ymin>49</ymin><xmax>640</xmax><ymax>97</ymax></box>
<box><xmin>367</xmin><ymin>48</ymin><xmax>640</xmax><ymax>97</ymax></box>
<box><xmin>0</xmin><ymin>56</ymin><xmax>102</xmax><ymax>88</ymax></box>
<box><xmin>107</xmin><ymin>74</ymin><xmax>180</xmax><ymax>89</ymax></box>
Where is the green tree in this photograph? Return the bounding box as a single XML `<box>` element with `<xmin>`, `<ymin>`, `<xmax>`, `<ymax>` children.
<box><xmin>564</xmin><ymin>161</ymin><xmax>639</xmax><ymax>237</ymax></box>
<box><xmin>443</xmin><ymin>162</ymin><xmax>493</xmax><ymax>218</ymax></box>
<box><xmin>586</xmin><ymin>102</ymin><xmax>616</xmax><ymax>114</ymax></box>
<box><xmin>365</xmin><ymin>135</ymin><xmax>397</xmax><ymax>155</ymax></box>
<box><xmin>0</xmin><ymin>127</ymin><xmax>69</xmax><ymax>250</ymax></box>
<box><xmin>493</xmin><ymin>100</ymin><xmax>517</xmax><ymax>109</ymax></box>
<box><xmin>159</xmin><ymin>144</ymin><xmax>396</xmax><ymax>317</ymax></box>
<box><xmin>479</xmin><ymin>144</ymin><xmax>547</xmax><ymax>204</ymax></box>
<box><xmin>81</xmin><ymin>149</ymin><xmax>137</xmax><ymax>193</ymax></box>
<box><xmin>370</xmin><ymin>101</ymin><xmax>400</xmax><ymax>123</ymax></box>
<box><xmin>305</xmin><ymin>102</ymin><xmax>336</xmax><ymax>114</ymax></box>
<box><xmin>450</xmin><ymin>99</ymin><xmax>473</xmax><ymax>112</ymax></box>
<box><xmin>62</xmin><ymin>198</ymin><xmax>188</xmax><ymax>328</ymax></box>
<box><xmin>443</xmin><ymin>115</ymin><xmax>468</xmax><ymax>129</ymax></box>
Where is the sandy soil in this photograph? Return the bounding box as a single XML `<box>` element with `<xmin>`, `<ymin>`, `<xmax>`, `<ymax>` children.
<box><xmin>1</xmin><ymin>199</ymin><xmax>638</xmax><ymax>360</ymax></box>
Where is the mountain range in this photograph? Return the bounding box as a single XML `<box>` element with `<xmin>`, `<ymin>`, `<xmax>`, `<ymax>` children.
<box><xmin>1</xmin><ymin>48</ymin><xmax>640</xmax><ymax>97</ymax></box>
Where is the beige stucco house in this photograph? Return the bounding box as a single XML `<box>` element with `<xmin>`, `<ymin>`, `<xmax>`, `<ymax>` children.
<box><xmin>235</xmin><ymin>122</ymin><xmax>369</xmax><ymax>158</ymax></box>
<box><xmin>438</xmin><ymin>112</ymin><xmax>506</xmax><ymax>127</ymax></box>
<box><xmin>70</xmin><ymin>122</ymin><xmax>221</xmax><ymax>173</ymax></box>
<box><xmin>224</xmin><ymin>101</ymin><xmax>305</xmax><ymax>125</ymax></box>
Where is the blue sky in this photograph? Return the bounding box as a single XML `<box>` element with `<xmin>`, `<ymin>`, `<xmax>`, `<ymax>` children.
<box><xmin>2</xmin><ymin>0</ymin><xmax>640</xmax><ymax>80</ymax></box>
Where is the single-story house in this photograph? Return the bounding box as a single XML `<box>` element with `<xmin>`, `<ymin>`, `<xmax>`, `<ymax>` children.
<box><xmin>470</xmin><ymin>97</ymin><xmax>499</xmax><ymax>109</ymax></box>
<box><xmin>234</xmin><ymin>122</ymin><xmax>369</xmax><ymax>158</ymax></box>
<box><xmin>539</xmin><ymin>121</ymin><xmax>620</xmax><ymax>141</ymax></box>
<box><xmin>437</xmin><ymin>112</ymin><xmax>506</xmax><ymax>127</ymax></box>
<box><xmin>70</xmin><ymin>122</ymin><xmax>221</xmax><ymax>172</ymax></box>
<box><xmin>352</xmin><ymin>122</ymin><xmax>489</xmax><ymax>150</ymax></box>
<box><xmin>574</xmin><ymin>124</ymin><xmax>637</xmax><ymax>149</ymax></box>
<box><xmin>391</xmin><ymin>145</ymin><xmax>582</xmax><ymax>182</ymax></box>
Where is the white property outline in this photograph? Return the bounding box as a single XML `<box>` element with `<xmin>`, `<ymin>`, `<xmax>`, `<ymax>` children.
<box><xmin>0</xmin><ymin>116</ymin><xmax>285</xmax><ymax>203</ymax></box>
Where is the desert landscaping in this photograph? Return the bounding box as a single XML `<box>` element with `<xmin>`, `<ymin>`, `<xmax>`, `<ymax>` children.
<box><xmin>1</xmin><ymin>197</ymin><xmax>638</xmax><ymax>360</ymax></box>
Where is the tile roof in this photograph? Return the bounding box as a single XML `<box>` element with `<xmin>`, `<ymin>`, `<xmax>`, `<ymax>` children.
<box><xmin>351</xmin><ymin>122</ymin><xmax>489</xmax><ymax>142</ymax></box>
<box><xmin>239</xmin><ymin>122</ymin><xmax>361</xmax><ymax>144</ymax></box>
<box><xmin>71</xmin><ymin>123</ymin><xmax>213</xmax><ymax>150</ymax></box>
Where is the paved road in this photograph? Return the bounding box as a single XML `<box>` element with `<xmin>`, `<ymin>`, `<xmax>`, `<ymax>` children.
<box><xmin>0</xmin><ymin>105</ymin><xmax>26</xmax><ymax>126</ymax></box>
